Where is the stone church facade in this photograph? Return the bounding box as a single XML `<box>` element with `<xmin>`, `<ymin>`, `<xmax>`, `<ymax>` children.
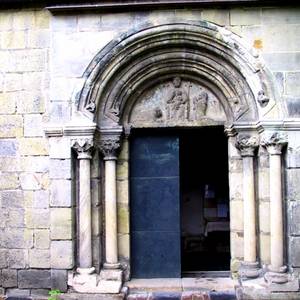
<box><xmin>0</xmin><ymin>1</ymin><xmax>300</xmax><ymax>299</ymax></box>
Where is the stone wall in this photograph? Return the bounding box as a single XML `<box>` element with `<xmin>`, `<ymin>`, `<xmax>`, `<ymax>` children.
<box><xmin>0</xmin><ymin>5</ymin><xmax>300</xmax><ymax>297</ymax></box>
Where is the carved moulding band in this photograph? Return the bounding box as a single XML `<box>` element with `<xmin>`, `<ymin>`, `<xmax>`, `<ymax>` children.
<box><xmin>235</xmin><ymin>133</ymin><xmax>259</xmax><ymax>157</ymax></box>
<box><xmin>261</xmin><ymin>131</ymin><xmax>287</xmax><ymax>155</ymax></box>
<box><xmin>72</xmin><ymin>138</ymin><xmax>93</xmax><ymax>159</ymax></box>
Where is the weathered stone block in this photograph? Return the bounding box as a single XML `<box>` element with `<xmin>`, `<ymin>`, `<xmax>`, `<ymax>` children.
<box><xmin>49</xmin><ymin>137</ymin><xmax>71</xmax><ymax>159</ymax></box>
<box><xmin>0</xmin><ymin>210</ymin><xmax>8</xmax><ymax>228</ymax></box>
<box><xmin>0</xmin><ymin>173</ymin><xmax>19</xmax><ymax>190</ymax></box>
<box><xmin>78</xmin><ymin>14</ymin><xmax>101</xmax><ymax>31</ymax></box>
<box><xmin>1</xmin><ymin>190</ymin><xmax>23</xmax><ymax>208</ymax></box>
<box><xmin>50</xmin><ymin>179</ymin><xmax>72</xmax><ymax>207</ymax></box>
<box><xmin>202</xmin><ymin>9</ymin><xmax>230</xmax><ymax>25</ymax></box>
<box><xmin>118</xmin><ymin>233</ymin><xmax>129</xmax><ymax>259</ymax></box>
<box><xmin>18</xmin><ymin>269</ymin><xmax>51</xmax><ymax>288</ymax></box>
<box><xmin>29</xmin><ymin>249</ymin><xmax>50</xmax><ymax>268</ymax></box>
<box><xmin>50</xmin><ymin>77</ymin><xmax>77</xmax><ymax>101</ymax></box>
<box><xmin>0</xmin><ymin>115</ymin><xmax>23</xmax><ymax>138</ymax></box>
<box><xmin>260</xmin><ymin>233</ymin><xmax>270</xmax><ymax>264</ymax></box>
<box><xmin>228</xmin><ymin>172</ymin><xmax>243</xmax><ymax>200</ymax></box>
<box><xmin>117</xmin><ymin>204</ymin><xmax>129</xmax><ymax>234</ymax></box>
<box><xmin>52</xmin><ymin>15</ymin><xmax>77</xmax><ymax>31</ymax></box>
<box><xmin>286</xmin><ymin>96</ymin><xmax>300</xmax><ymax>117</ymax></box>
<box><xmin>32</xmin><ymin>190</ymin><xmax>49</xmax><ymax>209</ymax></box>
<box><xmin>5</xmin><ymin>288</ymin><xmax>30</xmax><ymax>297</ymax></box>
<box><xmin>0</xmin><ymin>249</ymin><xmax>7</xmax><ymax>268</ymax></box>
<box><xmin>117</xmin><ymin>160</ymin><xmax>128</xmax><ymax>180</ymax></box>
<box><xmin>0</xmin><ymin>157</ymin><xmax>21</xmax><ymax>172</ymax></box>
<box><xmin>27</xmin><ymin>29</ymin><xmax>50</xmax><ymax>48</ymax></box>
<box><xmin>259</xmin><ymin>201</ymin><xmax>270</xmax><ymax>233</ymax></box>
<box><xmin>7</xmin><ymin>249</ymin><xmax>27</xmax><ymax>269</ymax></box>
<box><xmin>20</xmin><ymin>173</ymin><xmax>43</xmax><ymax>190</ymax></box>
<box><xmin>49</xmin><ymin>102</ymin><xmax>71</xmax><ymax>123</ymax></box>
<box><xmin>4</xmin><ymin>73</ymin><xmax>23</xmax><ymax>92</ymax></box>
<box><xmin>229</xmin><ymin>201</ymin><xmax>243</xmax><ymax>231</ymax></box>
<box><xmin>24</xmin><ymin>114</ymin><xmax>44</xmax><ymax>137</ymax></box>
<box><xmin>263</xmin><ymin>52</ymin><xmax>300</xmax><ymax>72</ymax></box>
<box><xmin>50</xmin><ymin>208</ymin><xmax>72</xmax><ymax>240</ymax></box>
<box><xmin>51</xmin><ymin>269</ymin><xmax>68</xmax><ymax>292</ymax></box>
<box><xmin>262</xmin><ymin>25</ymin><xmax>300</xmax><ymax>52</ymax></box>
<box><xmin>6</xmin><ymin>49</ymin><xmax>47</xmax><ymax>73</ymax></box>
<box><xmin>19</xmin><ymin>138</ymin><xmax>48</xmax><ymax>156</ymax></box>
<box><xmin>101</xmin><ymin>12</ymin><xmax>132</xmax><ymax>29</ymax></box>
<box><xmin>290</xmin><ymin>202</ymin><xmax>300</xmax><ymax>236</ymax></box>
<box><xmin>286</xmin><ymin>72</ymin><xmax>300</xmax><ymax>96</ymax></box>
<box><xmin>0</xmin><ymin>139</ymin><xmax>17</xmax><ymax>156</ymax></box>
<box><xmin>117</xmin><ymin>179</ymin><xmax>129</xmax><ymax>204</ymax></box>
<box><xmin>12</xmin><ymin>11</ymin><xmax>35</xmax><ymax>30</ymax></box>
<box><xmin>8</xmin><ymin>208</ymin><xmax>25</xmax><ymax>227</ymax></box>
<box><xmin>230</xmin><ymin>8</ymin><xmax>261</xmax><ymax>25</ymax></box>
<box><xmin>34</xmin><ymin>229</ymin><xmax>50</xmax><ymax>249</ymax></box>
<box><xmin>17</xmin><ymin>90</ymin><xmax>45</xmax><ymax>114</ymax></box>
<box><xmin>0</xmin><ymin>12</ymin><xmax>12</xmax><ymax>30</ymax></box>
<box><xmin>25</xmin><ymin>208</ymin><xmax>50</xmax><ymax>229</ymax></box>
<box><xmin>286</xmin><ymin>169</ymin><xmax>300</xmax><ymax>201</ymax></box>
<box><xmin>262</xmin><ymin>7</ymin><xmax>300</xmax><ymax>24</ymax></box>
<box><xmin>20</xmin><ymin>156</ymin><xmax>49</xmax><ymax>172</ymax></box>
<box><xmin>258</xmin><ymin>170</ymin><xmax>269</xmax><ymax>200</ymax></box>
<box><xmin>0</xmin><ymin>92</ymin><xmax>16</xmax><ymax>114</ymax></box>
<box><xmin>34</xmin><ymin>10</ymin><xmax>51</xmax><ymax>29</ymax></box>
<box><xmin>49</xmin><ymin>159</ymin><xmax>71</xmax><ymax>179</ymax></box>
<box><xmin>50</xmin><ymin>240</ymin><xmax>74</xmax><ymax>269</ymax></box>
<box><xmin>2</xmin><ymin>269</ymin><xmax>17</xmax><ymax>288</ymax></box>
<box><xmin>228</xmin><ymin>158</ymin><xmax>242</xmax><ymax>173</ymax></box>
<box><xmin>0</xmin><ymin>228</ymin><xmax>33</xmax><ymax>249</ymax></box>
<box><xmin>230</xmin><ymin>231</ymin><xmax>243</xmax><ymax>259</ymax></box>
<box><xmin>290</xmin><ymin>237</ymin><xmax>300</xmax><ymax>267</ymax></box>
<box><xmin>1</xmin><ymin>31</ymin><xmax>26</xmax><ymax>49</ymax></box>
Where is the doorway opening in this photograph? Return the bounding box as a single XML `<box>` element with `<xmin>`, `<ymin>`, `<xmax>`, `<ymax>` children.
<box><xmin>180</xmin><ymin>127</ymin><xmax>230</xmax><ymax>274</ymax></box>
<box><xmin>129</xmin><ymin>127</ymin><xmax>230</xmax><ymax>279</ymax></box>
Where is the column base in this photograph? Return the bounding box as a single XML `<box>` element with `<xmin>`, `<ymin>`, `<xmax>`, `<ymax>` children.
<box><xmin>68</xmin><ymin>268</ymin><xmax>123</xmax><ymax>294</ymax></box>
<box><xmin>264</xmin><ymin>265</ymin><xmax>288</xmax><ymax>284</ymax></box>
<box><xmin>239</xmin><ymin>261</ymin><xmax>260</xmax><ymax>278</ymax></box>
<box><xmin>104</xmin><ymin>262</ymin><xmax>121</xmax><ymax>269</ymax></box>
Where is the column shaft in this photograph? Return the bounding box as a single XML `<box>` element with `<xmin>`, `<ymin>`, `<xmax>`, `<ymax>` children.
<box><xmin>105</xmin><ymin>159</ymin><xmax>118</xmax><ymax>265</ymax></box>
<box><xmin>269</xmin><ymin>153</ymin><xmax>284</xmax><ymax>269</ymax></box>
<box><xmin>78</xmin><ymin>158</ymin><xmax>92</xmax><ymax>268</ymax></box>
<box><xmin>243</xmin><ymin>156</ymin><xmax>257</xmax><ymax>262</ymax></box>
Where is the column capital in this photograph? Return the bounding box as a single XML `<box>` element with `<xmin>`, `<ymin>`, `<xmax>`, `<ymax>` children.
<box><xmin>99</xmin><ymin>137</ymin><xmax>121</xmax><ymax>160</ymax></box>
<box><xmin>261</xmin><ymin>132</ymin><xmax>287</xmax><ymax>155</ymax></box>
<box><xmin>235</xmin><ymin>134</ymin><xmax>259</xmax><ymax>157</ymax></box>
<box><xmin>72</xmin><ymin>138</ymin><xmax>93</xmax><ymax>159</ymax></box>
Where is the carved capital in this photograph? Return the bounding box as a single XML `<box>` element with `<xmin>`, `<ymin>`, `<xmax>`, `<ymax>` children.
<box><xmin>235</xmin><ymin>134</ymin><xmax>259</xmax><ymax>157</ymax></box>
<box><xmin>72</xmin><ymin>138</ymin><xmax>93</xmax><ymax>159</ymax></box>
<box><xmin>261</xmin><ymin>132</ymin><xmax>287</xmax><ymax>155</ymax></box>
<box><xmin>99</xmin><ymin>137</ymin><xmax>121</xmax><ymax>160</ymax></box>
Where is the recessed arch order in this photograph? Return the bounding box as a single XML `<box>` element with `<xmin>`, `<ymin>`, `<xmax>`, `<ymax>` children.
<box><xmin>76</xmin><ymin>20</ymin><xmax>283</xmax><ymax>130</ymax></box>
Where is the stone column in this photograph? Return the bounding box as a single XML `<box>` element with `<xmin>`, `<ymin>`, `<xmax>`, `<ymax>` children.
<box><xmin>72</xmin><ymin>138</ymin><xmax>94</xmax><ymax>274</ymax></box>
<box><xmin>100</xmin><ymin>136</ymin><xmax>121</xmax><ymax>269</ymax></box>
<box><xmin>262</xmin><ymin>132</ymin><xmax>288</xmax><ymax>284</ymax></box>
<box><xmin>236</xmin><ymin>134</ymin><xmax>260</xmax><ymax>278</ymax></box>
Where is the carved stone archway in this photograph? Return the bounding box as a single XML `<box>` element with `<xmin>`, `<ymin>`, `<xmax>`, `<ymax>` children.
<box><xmin>57</xmin><ymin>21</ymin><xmax>291</xmax><ymax>293</ymax></box>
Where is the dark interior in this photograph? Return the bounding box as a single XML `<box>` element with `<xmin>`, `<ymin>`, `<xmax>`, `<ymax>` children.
<box><xmin>180</xmin><ymin>127</ymin><xmax>230</xmax><ymax>273</ymax></box>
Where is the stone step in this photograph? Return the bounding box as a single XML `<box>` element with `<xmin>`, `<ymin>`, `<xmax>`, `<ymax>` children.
<box><xmin>126</xmin><ymin>291</ymin><xmax>237</xmax><ymax>300</ymax></box>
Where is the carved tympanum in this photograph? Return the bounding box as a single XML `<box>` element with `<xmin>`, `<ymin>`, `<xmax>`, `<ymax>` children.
<box><xmin>72</xmin><ymin>139</ymin><xmax>93</xmax><ymax>159</ymax></box>
<box><xmin>235</xmin><ymin>134</ymin><xmax>259</xmax><ymax>157</ymax></box>
<box><xmin>99</xmin><ymin>138</ymin><xmax>121</xmax><ymax>159</ymax></box>
<box><xmin>130</xmin><ymin>77</ymin><xmax>226</xmax><ymax>126</ymax></box>
<box><xmin>261</xmin><ymin>132</ymin><xmax>287</xmax><ymax>155</ymax></box>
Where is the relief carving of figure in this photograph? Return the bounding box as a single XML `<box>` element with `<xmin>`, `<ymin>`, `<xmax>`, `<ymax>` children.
<box><xmin>193</xmin><ymin>89</ymin><xmax>208</xmax><ymax>118</ymax></box>
<box><xmin>166</xmin><ymin>77</ymin><xmax>189</xmax><ymax>120</ymax></box>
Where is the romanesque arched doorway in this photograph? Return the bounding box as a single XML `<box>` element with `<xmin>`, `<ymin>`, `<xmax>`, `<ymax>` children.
<box><xmin>61</xmin><ymin>21</ymin><xmax>289</xmax><ymax>293</ymax></box>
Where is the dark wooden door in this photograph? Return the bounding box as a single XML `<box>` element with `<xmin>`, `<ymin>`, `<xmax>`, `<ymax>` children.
<box><xmin>130</xmin><ymin>135</ymin><xmax>181</xmax><ymax>278</ymax></box>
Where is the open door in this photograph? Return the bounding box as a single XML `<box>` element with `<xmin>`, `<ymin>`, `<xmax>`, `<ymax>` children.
<box><xmin>130</xmin><ymin>134</ymin><xmax>181</xmax><ymax>278</ymax></box>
